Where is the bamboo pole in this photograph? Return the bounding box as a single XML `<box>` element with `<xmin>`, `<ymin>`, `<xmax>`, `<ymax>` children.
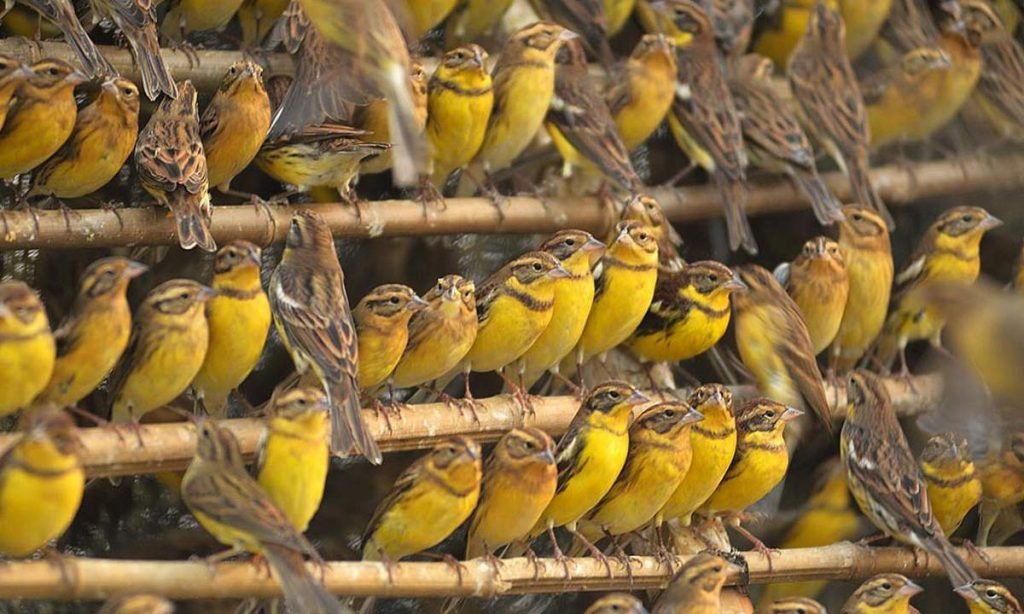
<box><xmin>0</xmin><ymin>545</ymin><xmax>1020</xmax><ymax>601</ymax></box>
<box><xmin>0</xmin><ymin>375</ymin><xmax>940</xmax><ymax>479</ymax></box>
<box><xmin>1</xmin><ymin>155</ymin><xmax>1021</xmax><ymax>249</ymax></box>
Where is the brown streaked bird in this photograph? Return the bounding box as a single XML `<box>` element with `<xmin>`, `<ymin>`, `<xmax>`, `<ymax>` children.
<box><xmin>971</xmin><ymin>8</ymin><xmax>1024</xmax><ymax>140</ymax></box>
<box><xmin>703</xmin><ymin>0</ymin><xmax>755</xmax><ymax>57</ymax></box>
<box><xmin>352</xmin><ymin>284</ymin><xmax>427</xmax><ymax>393</ymax></box>
<box><xmin>87</xmin><ymin>0</ymin><xmax>176</xmax><ymax>100</ymax></box>
<box><xmin>607</xmin><ymin>33</ymin><xmax>678</xmax><ymax>152</ymax></box>
<box><xmin>586</xmin><ymin>594</ymin><xmax>649</xmax><ymax>614</ymax></box>
<box><xmin>787</xmin><ymin>2</ymin><xmax>893</xmax><ymax>228</ymax></box>
<box><xmin>200</xmin><ymin>61</ymin><xmax>272</xmax><ymax>195</ymax></box>
<box><xmin>768</xmin><ymin>597</ymin><xmax>828</xmax><ymax>614</ymax></box>
<box><xmin>15</xmin><ymin>0</ymin><xmax>114</xmax><ymax>78</ymax></box>
<box><xmin>840</xmin><ymin>573</ymin><xmax>923</xmax><ymax>614</ymax></box>
<box><xmin>956</xmin><ymin>579</ymin><xmax>1023</xmax><ymax>614</ymax></box>
<box><xmin>774</xmin><ymin>236</ymin><xmax>850</xmax><ymax>355</ymax></box>
<box><xmin>134</xmin><ymin>80</ymin><xmax>215</xmax><ymax>252</ymax></box>
<box><xmin>841</xmin><ymin>371</ymin><xmax>978</xmax><ymax>588</ymax></box>
<box><xmin>651</xmin><ymin>552</ymin><xmax>730</xmax><ymax>614</ymax></box>
<box><xmin>528</xmin><ymin>0</ymin><xmax>616</xmax><ymax>67</ymax></box>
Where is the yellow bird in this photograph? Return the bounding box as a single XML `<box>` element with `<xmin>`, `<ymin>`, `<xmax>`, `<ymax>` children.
<box><xmin>840</xmin><ymin>574</ymin><xmax>923</xmax><ymax>614</ymax></box>
<box><xmin>920</xmin><ymin>432</ymin><xmax>983</xmax><ymax>536</ymax></box>
<box><xmin>0</xmin><ymin>55</ymin><xmax>33</xmax><ymax>131</ymax></box>
<box><xmin>651</xmin><ymin>552</ymin><xmax>730</xmax><ymax>614</ymax></box>
<box><xmin>977</xmin><ymin>434</ymin><xmax>1024</xmax><ymax>546</ymax></box>
<box><xmin>162</xmin><ymin>0</ymin><xmax>244</xmax><ymax>37</ymax></box>
<box><xmin>0</xmin><ymin>409</ymin><xmax>83</xmax><ymax>557</ymax></box>
<box><xmin>0</xmin><ymin>281</ymin><xmax>56</xmax><ymax>417</ymax></box>
<box><xmin>754</xmin><ymin>0</ymin><xmax>893</xmax><ymax>68</ymax></box>
<box><xmin>200</xmin><ymin>61</ymin><xmax>271</xmax><ymax>194</ymax></box>
<box><xmin>585</xmin><ymin>593</ymin><xmax>649</xmax><ymax>614</ymax></box>
<box><xmin>618</xmin><ymin>192</ymin><xmax>685</xmax><ymax>272</ymax></box>
<box><xmin>775</xmin><ymin>236</ymin><xmax>851</xmax><ymax>355</ymax></box>
<box><xmin>443</xmin><ymin>0</ymin><xmax>515</xmax><ymax>46</ymax></box>
<box><xmin>109</xmin><ymin>279</ymin><xmax>215</xmax><ymax>424</ymax></box>
<box><xmin>397</xmin><ymin>0</ymin><xmax>460</xmax><ymax>40</ymax></box>
<box><xmin>255</xmin><ymin>387</ymin><xmax>330</xmax><ymax>533</ymax></box>
<box><xmin>37</xmin><ymin>258</ymin><xmax>147</xmax><ymax>408</ymax></box>
<box><xmin>353</xmin><ymin>284</ymin><xmax>427</xmax><ymax>392</ymax></box>
<box><xmin>238</xmin><ymin>0</ymin><xmax>291</xmax><ymax>47</ymax></box>
<box><xmin>362</xmin><ymin>436</ymin><xmax>482</xmax><ymax>561</ymax></box>
<box><xmin>956</xmin><ymin>579</ymin><xmax>1023</xmax><ymax>614</ymax></box>
<box><xmin>767</xmin><ymin>597</ymin><xmax>828</xmax><ymax>614</ymax></box>
<box><xmin>607</xmin><ymin>33</ymin><xmax>677</xmax><ymax>152</ymax></box>
<box><xmin>863</xmin><ymin>47</ymin><xmax>953</xmax><ymax>148</ymax></box>
<box><xmin>192</xmin><ymin>241</ymin><xmax>271</xmax><ymax>417</ymax></box>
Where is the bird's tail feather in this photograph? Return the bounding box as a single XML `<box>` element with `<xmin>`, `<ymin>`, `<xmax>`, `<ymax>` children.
<box><xmin>127</xmin><ymin>27</ymin><xmax>176</xmax><ymax>100</ymax></box>
<box><xmin>382</xmin><ymin>61</ymin><xmax>429</xmax><ymax>187</ymax></box>
<box><xmin>787</xmin><ymin>166</ymin><xmax>844</xmax><ymax>225</ymax></box>
<box><xmin>930</xmin><ymin>535</ymin><xmax>978</xmax><ymax>588</ymax></box>
<box><xmin>263</xmin><ymin>544</ymin><xmax>348</xmax><ymax>614</ymax></box>
<box><xmin>54</xmin><ymin>1</ymin><xmax>114</xmax><ymax>78</ymax></box>
<box><xmin>170</xmin><ymin>194</ymin><xmax>216</xmax><ymax>252</ymax></box>
<box><xmin>712</xmin><ymin>172</ymin><xmax>757</xmax><ymax>254</ymax></box>
<box><xmin>328</xmin><ymin>380</ymin><xmax>382</xmax><ymax>465</ymax></box>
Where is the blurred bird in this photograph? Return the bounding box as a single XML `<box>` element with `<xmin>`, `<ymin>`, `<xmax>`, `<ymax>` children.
<box><xmin>200</xmin><ymin>61</ymin><xmax>271</xmax><ymax>195</ymax></box>
<box><xmin>787</xmin><ymin>2</ymin><xmax>892</xmax><ymax>228</ymax></box>
<box><xmin>396</xmin><ymin>0</ymin><xmax>459</xmax><ymax>40</ymax></box>
<box><xmin>607</xmin><ymin>33</ymin><xmax>677</xmax><ymax>152</ymax></box>
<box><xmin>238</xmin><ymin>0</ymin><xmax>290</xmax><ymax>47</ymax></box>
<box><xmin>875</xmin><ymin>0</ymin><xmax>947</xmax><ymax>60</ymax></box>
<box><xmin>529</xmin><ymin>0</ymin><xmax>615</xmax><ymax>66</ymax></box>
<box><xmin>109</xmin><ymin>279</ymin><xmax>215</xmax><ymax>424</ymax></box>
<box><xmin>86</xmin><ymin>0</ymin><xmax>175</xmax><ymax>99</ymax></box>
<box><xmin>774</xmin><ymin>236</ymin><xmax>850</xmax><ymax>355</ymax></box>
<box><xmin>729</xmin><ymin>53</ymin><xmax>843</xmax><ymax>226</ymax></box>
<box><xmin>863</xmin><ymin>46</ymin><xmax>953</xmax><ymax>148</ymax></box>
<box><xmin>0</xmin><ymin>281</ymin><xmax>56</xmax><ymax>417</ymax></box>
<box><xmin>733</xmin><ymin>265</ymin><xmax>832</xmax><ymax>431</ymax></box>
<box><xmin>362</xmin><ymin>436</ymin><xmax>482</xmax><ymax>561</ymax></box>
<box><xmin>651</xmin><ymin>552</ymin><xmax>729</xmax><ymax>614</ymax></box>
<box><xmin>97</xmin><ymin>594</ymin><xmax>174</xmax><ymax>614</ymax></box>
<box><xmin>840</xmin><ymin>574</ymin><xmax>923</xmax><ymax>614</ymax></box>
<box><xmin>28</xmin><ymin>76</ymin><xmax>140</xmax><ymax>200</ymax></box>
<box><xmin>841</xmin><ymin>370</ymin><xmax>978</xmax><ymax>588</ymax></box>
<box><xmin>956</xmin><ymin>579</ymin><xmax>1023</xmax><ymax>614</ymax></box>
<box><xmin>605</xmin><ymin>0</ymin><xmax>638</xmax><ymax>36</ymax></box>
<box><xmin>702</xmin><ymin>0</ymin><xmax>754</xmax><ymax>57</ymax></box>
<box><xmin>841</xmin><ymin>0</ymin><xmax>897</xmax><ymax>59</ymax></box>
<box><xmin>161</xmin><ymin>0</ymin><xmax>245</xmax><ymax>38</ymax></box>
<box><xmin>356</xmin><ymin>59</ymin><xmax>428</xmax><ymax>177</ymax></box>
<box><xmin>627</xmin><ymin>261</ymin><xmax>744</xmax><ymax>364</ymax></box>
<box><xmin>255</xmin><ymin>387</ymin><xmax>330</xmax><ymax>532</ymax></box>
<box><xmin>0</xmin><ymin>55</ymin><xmax>33</xmax><ymax>130</ymax></box>
<box><xmin>754</xmin><ymin>0</ymin><xmax>893</xmax><ymax>67</ymax></box>
<box><xmin>976</xmin><ymin>434</ymin><xmax>1024</xmax><ymax>546</ymax></box>
<box><xmin>0</xmin><ymin>59</ymin><xmax>87</xmax><ymax>180</ymax></box>
<box><xmin>586</xmin><ymin>593</ymin><xmax>649</xmax><ymax>614</ymax></box>
<box><xmin>181</xmin><ymin>420</ymin><xmax>345</xmax><ymax>614</ymax></box>
<box><xmin>1014</xmin><ymin>246</ymin><xmax>1024</xmax><ymax>293</ymax></box>
<box><xmin>971</xmin><ymin>8</ymin><xmax>1024</xmax><ymax>140</ymax></box>
<box><xmin>14</xmin><ymin>0</ymin><xmax>113</xmax><ymax>78</ymax></box>
<box><xmin>353</xmin><ymin>284</ymin><xmax>426</xmax><ymax>393</ymax></box>
<box><xmin>192</xmin><ymin>241</ymin><xmax>271</xmax><ymax>417</ymax></box>
<box><xmin>36</xmin><ymin>257</ymin><xmax>146</xmax><ymax>408</ymax></box>
<box><xmin>270</xmin><ymin>210</ymin><xmax>379</xmax><ymax>463</ymax></box>
<box><xmin>921</xmin><ymin>432</ymin><xmax>983</xmax><ymax>536</ymax></box>
<box><xmin>831</xmin><ymin>206</ymin><xmax>894</xmax><ymax>373</ymax></box>
<box><xmin>135</xmin><ymin>80</ymin><xmax>215</xmax><ymax>252</ymax></box>
<box><xmin>0</xmin><ymin>410</ymin><xmax>83</xmax><ymax>557</ymax></box>
<box><xmin>443</xmin><ymin>0</ymin><xmax>515</xmax><ymax>46</ymax></box>
<box><xmin>767</xmin><ymin>597</ymin><xmax>827</xmax><ymax>614</ymax></box>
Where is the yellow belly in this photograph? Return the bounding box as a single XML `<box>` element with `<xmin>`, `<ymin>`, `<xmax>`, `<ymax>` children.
<box><xmin>366</xmin><ymin>484</ymin><xmax>479</xmax><ymax>560</ymax></box>
<box><xmin>193</xmin><ymin>294</ymin><xmax>271</xmax><ymax>413</ymax></box>
<box><xmin>833</xmin><ymin>247</ymin><xmax>892</xmax><ymax>367</ymax></box>
<box><xmin>703</xmin><ymin>448</ymin><xmax>789</xmax><ymax>513</ymax></box>
<box><xmin>0</xmin><ymin>333</ymin><xmax>56</xmax><ymax>416</ymax></box>
<box><xmin>113</xmin><ymin>324</ymin><xmax>209</xmax><ymax>420</ymax></box>
<box><xmin>0</xmin><ymin>96</ymin><xmax>77</xmax><ymax>179</ymax></box>
<box><xmin>0</xmin><ymin>465</ymin><xmax>84</xmax><ymax>557</ymax></box>
<box><xmin>576</xmin><ymin>268</ymin><xmax>657</xmax><ymax>362</ymax></box>
<box><xmin>629</xmin><ymin>309</ymin><xmax>731</xmax><ymax>363</ymax></box>
<box><xmin>468</xmin><ymin>472</ymin><xmax>557</xmax><ymax>557</ymax></box>
<box><xmin>519</xmin><ymin>276</ymin><xmax>594</xmax><ymax>382</ymax></box>
<box><xmin>753</xmin><ymin>0</ymin><xmax>829</xmax><ymax>70</ymax></box>
<box><xmin>927</xmin><ymin>479</ymin><xmax>983</xmax><ymax>535</ymax></box>
<box><xmin>428</xmin><ymin>87</ymin><xmax>493</xmax><ymax>183</ymax></box>
<box><xmin>391</xmin><ymin>317</ymin><xmax>476</xmax><ymax>388</ymax></box>
<box><xmin>840</xmin><ymin>0</ymin><xmax>893</xmax><ymax>61</ymax></box>
<box><xmin>660</xmin><ymin>426</ymin><xmax>737</xmax><ymax>523</ymax></box>
<box><xmin>477</xmin><ymin>66</ymin><xmax>555</xmax><ymax>172</ymax></box>
<box><xmin>33</xmin><ymin>114</ymin><xmax>138</xmax><ymax>199</ymax></box>
<box><xmin>466</xmin><ymin>296</ymin><xmax>552</xmax><ymax>373</ymax></box>
<box><xmin>258</xmin><ymin>432</ymin><xmax>329</xmax><ymax>533</ymax></box>
<box><xmin>358</xmin><ymin>329</ymin><xmax>408</xmax><ymax>391</ymax></box>
<box><xmin>40</xmin><ymin>306</ymin><xmax>131</xmax><ymax>407</ymax></box>
<box><xmin>791</xmin><ymin>279</ymin><xmax>848</xmax><ymax>356</ymax></box>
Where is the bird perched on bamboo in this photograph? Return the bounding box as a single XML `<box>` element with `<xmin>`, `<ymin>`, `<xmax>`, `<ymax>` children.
<box><xmin>840</xmin><ymin>574</ymin><xmax>923</xmax><ymax>614</ymax></box>
<box><xmin>607</xmin><ymin>33</ymin><xmax>677</xmax><ymax>152</ymax></box>
<box><xmin>970</xmin><ymin>7</ymin><xmax>1024</xmax><ymax>140</ymax></box>
<box><xmin>754</xmin><ymin>0</ymin><xmax>893</xmax><ymax>68</ymax></box>
<box><xmin>563</xmin><ymin>221</ymin><xmax>658</xmax><ymax>383</ymax></box>
<box><xmin>627</xmin><ymin>261</ymin><xmax>744</xmax><ymax>364</ymax></box>
<box><xmin>863</xmin><ymin>47</ymin><xmax>953</xmax><ymax>148</ymax></box>
<box><xmin>976</xmin><ymin>434</ymin><xmax>1024</xmax><ymax>547</ymax></box>
<box><xmin>465</xmin><ymin>427</ymin><xmax>557</xmax><ymax>559</ymax></box>
<box><xmin>135</xmin><ymin>80</ymin><xmax>215</xmax><ymax>252</ymax></box>
<box><xmin>181</xmin><ymin>419</ymin><xmax>345</xmax><ymax>614</ymax></box>
<box><xmin>36</xmin><ymin>258</ymin><xmax>147</xmax><ymax>408</ymax></box>
<box><xmin>11</xmin><ymin>0</ymin><xmax>113</xmax><ymax>78</ymax></box>
<box><xmin>109</xmin><ymin>279</ymin><xmax>215</xmax><ymax>424</ymax></box>
<box><xmin>732</xmin><ymin>265</ymin><xmax>832</xmax><ymax>431</ymax></box>
<box><xmin>586</xmin><ymin>594</ymin><xmax>649</xmax><ymax>614</ymax></box>
<box><xmin>920</xmin><ymin>432</ymin><xmax>983</xmax><ymax>537</ymax></box>
<box><xmin>161</xmin><ymin>0</ymin><xmax>245</xmax><ymax>38</ymax></box>
<box><xmin>575</xmin><ymin>401</ymin><xmax>703</xmax><ymax>551</ymax></box>
<box><xmin>787</xmin><ymin>2</ymin><xmax>892</xmax><ymax>228</ymax></box>
<box><xmin>255</xmin><ymin>387</ymin><xmax>330</xmax><ymax>533</ymax></box>
<box><xmin>238</xmin><ymin>0</ymin><xmax>290</xmax><ymax>47</ymax></box>
<box><xmin>529</xmin><ymin>0</ymin><xmax>615</xmax><ymax>67</ymax></box>
<box><xmin>638</xmin><ymin>0</ymin><xmax>755</xmax><ymax>253</ymax></box>
<box><xmin>518</xmin><ymin>229</ymin><xmax>605</xmax><ymax>391</ymax></box>
<box><xmin>0</xmin><ymin>55</ymin><xmax>33</xmax><ymax>130</ymax></box>
<box><xmin>97</xmin><ymin>594</ymin><xmax>174</xmax><ymax>614</ymax></box>
<box><xmin>271</xmin><ymin>210</ymin><xmax>379</xmax><ymax>463</ymax></box>
<box><xmin>767</xmin><ymin>597</ymin><xmax>827</xmax><ymax>614</ymax></box>
<box><xmin>0</xmin><ymin>409</ymin><xmax>83</xmax><ymax>557</ymax></box>
<box><xmin>191</xmin><ymin>241</ymin><xmax>270</xmax><ymax>417</ymax></box>
<box><xmin>841</xmin><ymin>370</ymin><xmax>979</xmax><ymax>587</ymax></box>
<box><xmin>831</xmin><ymin>206</ymin><xmax>894</xmax><ymax>373</ymax></box>
<box><xmin>200</xmin><ymin>61</ymin><xmax>271</xmax><ymax>196</ymax></box>
<box><xmin>873</xmin><ymin>206</ymin><xmax>1001</xmax><ymax>374</ymax></box>
<box><xmin>0</xmin><ymin>281</ymin><xmax>56</xmax><ymax>418</ymax></box>
<box><xmin>957</xmin><ymin>579</ymin><xmax>1023</xmax><ymax>614</ymax></box>
<box><xmin>353</xmin><ymin>284</ymin><xmax>427</xmax><ymax>393</ymax></box>
<box><xmin>0</xmin><ymin>59</ymin><xmax>87</xmax><ymax>180</ymax></box>
<box><xmin>356</xmin><ymin>60</ymin><xmax>428</xmax><ymax>177</ymax></box>
<box><xmin>443</xmin><ymin>0</ymin><xmax>515</xmax><ymax>46</ymax></box>
<box><xmin>28</xmin><ymin>76</ymin><xmax>140</xmax><ymax>201</ymax></box>
<box><xmin>651</xmin><ymin>552</ymin><xmax>729</xmax><ymax>614</ymax></box>
<box><xmin>526</xmin><ymin>382</ymin><xmax>647</xmax><ymax>564</ymax></box>
<box><xmin>729</xmin><ymin>53</ymin><xmax>843</xmax><ymax>226</ymax></box>
<box><xmin>86</xmin><ymin>0</ymin><xmax>175</xmax><ymax>99</ymax></box>
<box><xmin>774</xmin><ymin>236</ymin><xmax>850</xmax><ymax>355</ymax></box>
<box><xmin>390</xmin><ymin>275</ymin><xmax>477</xmax><ymax>392</ymax></box>
<box><xmin>362</xmin><ymin>436</ymin><xmax>482</xmax><ymax>561</ymax></box>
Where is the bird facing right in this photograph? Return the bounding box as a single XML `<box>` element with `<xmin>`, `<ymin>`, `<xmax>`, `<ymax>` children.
<box><xmin>840</xmin><ymin>573</ymin><xmax>923</xmax><ymax>614</ymax></box>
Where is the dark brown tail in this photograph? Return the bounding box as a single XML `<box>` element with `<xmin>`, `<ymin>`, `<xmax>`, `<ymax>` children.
<box><xmin>846</xmin><ymin>154</ymin><xmax>894</xmax><ymax>229</ymax></box>
<box><xmin>263</xmin><ymin>544</ymin><xmax>349</xmax><ymax>614</ymax></box>
<box><xmin>329</xmin><ymin>380</ymin><xmax>382</xmax><ymax>465</ymax></box>
<box><xmin>170</xmin><ymin>193</ymin><xmax>216</xmax><ymax>252</ymax></box>
<box><xmin>46</xmin><ymin>0</ymin><xmax>114</xmax><ymax>78</ymax></box>
<box><xmin>712</xmin><ymin>171</ymin><xmax>757</xmax><ymax>254</ymax></box>
<box><xmin>125</xmin><ymin>24</ymin><xmax>176</xmax><ymax>100</ymax></box>
<box><xmin>928</xmin><ymin>534</ymin><xmax>978</xmax><ymax>588</ymax></box>
<box><xmin>787</xmin><ymin>165</ymin><xmax>843</xmax><ymax>225</ymax></box>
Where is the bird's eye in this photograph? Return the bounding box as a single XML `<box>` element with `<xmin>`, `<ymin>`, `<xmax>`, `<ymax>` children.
<box><xmin>49</xmin><ymin>67</ymin><xmax>59</xmax><ymax>76</ymax></box>
<box><xmin>390</xmin><ymin>296</ymin><xmax>400</xmax><ymax>304</ymax></box>
<box><xmin>524</xmin><ymin>440</ymin><xmax>535</xmax><ymax>449</ymax></box>
<box><xmin>639</xmin><ymin>232</ymin><xmax>649</xmax><ymax>241</ymax></box>
<box><xmin>881</xmin><ymin>582</ymin><xmax>892</xmax><ymax>590</ymax></box>
<box><xmin>707</xmin><ymin>273</ymin><xmax>718</xmax><ymax>283</ymax></box>
<box><xmin>962</xmin><ymin>214</ymin><xmax>973</xmax><ymax>223</ymax></box>
<box><xmin>765</xmin><ymin>411</ymin><xmax>776</xmax><ymax>420</ymax></box>
<box><xmin>987</xmin><ymin>589</ymin><xmax>998</xmax><ymax>598</ymax></box>
<box><xmin>712</xmin><ymin>565</ymin><xmax>722</xmax><ymax>572</ymax></box>
<box><xmin>664</xmin><ymin>410</ymin><xmax>675</xmax><ymax>418</ymax></box>
<box><xmin>533</xmin><ymin>263</ymin><xmax>543</xmax><ymax>272</ymax></box>
<box><xmin>179</xmin><ymin>292</ymin><xmax>189</xmax><ymax>300</ymax></box>
<box><xmin>564</xmin><ymin>238</ymin><xmax>575</xmax><ymax>246</ymax></box>
<box><xmin>852</xmin><ymin>213</ymin><xmax>863</xmax><ymax>221</ymax></box>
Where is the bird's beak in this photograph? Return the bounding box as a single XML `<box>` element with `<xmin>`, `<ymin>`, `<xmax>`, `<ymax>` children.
<box><xmin>900</xmin><ymin>579</ymin><xmax>924</xmax><ymax>598</ymax></box>
<box><xmin>549</xmin><ymin>262</ymin><xmax>572</xmax><ymax>279</ymax></box>
<box><xmin>443</xmin><ymin>285</ymin><xmax>458</xmax><ymax>301</ymax></box>
<box><xmin>682</xmin><ymin>408</ymin><xmax>704</xmax><ymax>425</ymax></box>
<box><xmin>954</xmin><ymin>584</ymin><xmax>976</xmax><ymax>599</ymax></box>
<box><xmin>724</xmin><ymin>274</ymin><xmax>747</xmax><ymax>291</ymax></box>
<box><xmin>780</xmin><ymin>407</ymin><xmax>804</xmax><ymax>422</ymax></box>
<box><xmin>539</xmin><ymin>447</ymin><xmax>555</xmax><ymax>464</ymax></box>
<box><xmin>0</xmin><ymin>302</ymin><xmax>9</xmax><ymax>318</ymax></box>
<box><xmin>66</xmin><ymin>70</ymin><xmax>90</xmax><ymax>86</ymax></box>
<box><xmin>981</xmin><ymin>213</ymin><xmax>1003</xmax><ymax>230</ymax></box>
<box><xmin>11</xmin><ymin>64</ymin><xmax>33</xmax><ymax>79</ymax></box>
<box><xmin>408</xmin><ymin>294</ymin><xmax>429</xmax><ymax>309</ymax></box>
<box><xmin>627</xmin><ymin>389</ymin><xmax>649</xmax><ymax>404</ymax></box>
<box><xmin>709</xmin><ymin>389</ymin><xmax>725</xmax><ymax>407</ymax></box>
<box><xmin>557</xmin><ymin>28</ymin><xmax>579</xmax><ymax>42</ymax></box>
<box><xmin>124</xmin><ymin>261</ymin><xmax>149</xmax><ymax>279</ymax></box>
<box><xmin>469</xmin><ymin>48</ymin><xmax>487</xmax><ymax>70</ymax></box>
<box><xmin>583</xmin><ymin>236</ymin><xmax>606</xmax><ymax>254</ymax></box>
<box><xmin>101</xmin><ymin>77</ymin><xmax>119</xmax><ymax>95</ymax></box>
<box><xmin>197</xmin><ymin>286</ymin><xmax>219</xmax><ymax>302</ymax></box>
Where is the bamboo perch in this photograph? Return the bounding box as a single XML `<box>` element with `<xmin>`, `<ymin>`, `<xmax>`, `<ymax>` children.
<box><xmin>0</xmin><ymin>375</ymin><xmax>940</xmax><ymax>479</ymax></box>
<box><xmin>0</xmin><ymin>545</ymin><xmax>1020</xmax><ymax>601</ymax></box>
<box><xmin>1</xmin><ymin>156</ymin><xmax>1021</xmax><ymax>249</ymax></box>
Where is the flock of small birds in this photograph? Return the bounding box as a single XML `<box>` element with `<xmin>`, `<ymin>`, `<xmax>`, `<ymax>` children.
<box><xmin>0</xmin><ymin>0</ymin><xmax>1023</xmax><ymax>612</ymax></box>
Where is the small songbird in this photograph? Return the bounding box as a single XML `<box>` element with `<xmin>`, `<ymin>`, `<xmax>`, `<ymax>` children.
<box><xmin>618</xmin><ymin>193</ymin><xmax>685</xmax><ymax>272</ymax></box>
<box><xmin>270</xmin><ymin>210</ymin><xmax>379</xmax><ymax>463</ymax></box>
<box><xmin>754</xmin><ymin>0</ymin><xmax>890</xmax><ymax>68</ymax></box>
<box><xmin>956</xmin><ymin>579</ymin><xmax>1023</xmax><ymax>614</ymax></box>
<box><xmin>733</xmin><ymin>265</ymin><xmax>832</xmax><ymax>431</ymax></box>
<box><xmin>774</xmin><ymin>236</ymin><xmax>850</xmax><ymax>355</ymax></box>
<box><xmin>585</xmin><ymin>593</ymin><xmax>649</xmax><ymax>614</ymax></box>
<box><xmin>863</xmin><ymin>46</ymin><xmax>953</xmax><ymax>148</ymax></box>
<box><xmin>0</xmin><ymin>281</ymin><xmax>56</xmax><ymax>417</ymax></box>
<box><xmin>0</xmin><ymin>59</ymin><xmax>87</xmax><ymax>180</ymax></box>
<box><xmin>767</xmin><ymin>597</ymin><xmax>827</xmax><ymax>614</ymax></box>
<box><xmin>651</xmin><ymin>552</ymin><xmax>729</xmax><ymax>614</ymax></box>
<box><xmin>976</xmin><ymin>434</ymin><xmax>1024</xmax><ymax>547</ymax></box>
<box><xmin>831</xmin><ymin>206</ymin><xmax>894</xmax><ymax>372</ymax></box>
<box><xmin>396</xmin><ymin>0</ymin><xmax>459</xmax><ymax>40</ymax></box>
<box><xmin>0</xmin><ymin>409</ymin><xmax>83</xmax><ymax>557</ymax></box>
<box><xmin>529</xmin><ymin>0</ymin><xmax>616</xmax><ymax>66</ymax></box>
<box><xmin>840</xmin><ymin>574</ymin><xmax>923</xmax><ymax>614</ymax></box>
<box><xmin>86</xmin><ymin>0</ymin><xmax>175</xmax><ymax>99</ymax></box>
<box><xmin>391</xmin><ymin>275</ymin><xmax>478</xmax><ymax>391</ymax></box>
<box><xmin>703</xmin><ymin>0</ymin><xmax>755</xmax><ymax>57</ymax></box>
<box><xmin>238</xmin><ymin>0</ymin><xmax>290</xmax><ymax>47</ymax></box>
<box><xmin>362</xmin><ymin>436</ymin><xmax>482</xmax><ymax>561</ymax></box>
<box><xmin>841</xmin><ymin>371</ymin><xmax>978</xmax><ymax>588</ymax></box>
<box><xmin>181</xmin><ymin>420</ymin><xmax>345</xmax><ymax>613</ymax></box>
<box><xmin>255</xmin><ymin>387</ymin><xmax>330</xmax><ymax>533</ymax></box>
<box><xmin>787</xmin><ymin>2</ymin><xmax>892</xmax><ymax>228</ymax></box>
<box><xmin>161</xmin><ymin>0</ymin><xmax>245</xmax><ymax>38</ymax></box>
<box><xmin>357</xmin><ymin>60</ymin><xmax>428</xmax><ymax>177</ymax></box>
<box><xmin>920</xmin><ymin>432</ymin><xmax>983</xmax><ymax>536</ymax></box>
<box><xmin>109</xmin><ymin>279</ymin><xmax>215</xmax><ymax>424</ymax></box>
<box><xmin>465</xmin><ymin>427</ymin><xmax>557</xmax><ymax>559</ymax></box>
<box><xmin>15</xmin><ymin>0</ymin><xmax>113</xmax><ymax>78</ymax></box>
<box><xmin>28</xmin><ymin>76</ymin><xmax>140</xmax><ymax>200</ymax></box>
<box><xmin>605</xmin><ymin>0</ymin><xmax>639</xmax><ymax>37</ymax></box>
<box><xmin>353</xmin><ymin>284</ymin><xmax>427</xmax><ymax>393</ymax></box>
<box><xmin>191</xmin><ymin>241</ymin><xmax>271</xmax><ymax>417</ymax></box>
<box><xmin>200</xmin><ymin>61</ymin><xmax>272</xmax><ymax>195</ymax></box>
<box><xmin>607</xmin><ymin>33</ymin><xmax>677</xmax><ymax>152</ymax></box>
<box><xmin>970</xmin><ymin>7</ymin><xmax>1024</xmax><ymax>140</ymax></box>
<box><xmin>97</xmin><ymin>593</ymin><xmax>174</xmax><ymax>614</ymax></box>
<box><xmin>36</xmin><ymin>258</ymin><xmax>147</xmax><ymax>408</ymax></box>
<box><xmin>443</xmin><ymin>0</ymin><xmax>515</xmax><ymax>46</ymax></box>
<box><xmin>135</xmin><ymin>80</ymin><xmax>216</xmax><ymax>252</ymax></box>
